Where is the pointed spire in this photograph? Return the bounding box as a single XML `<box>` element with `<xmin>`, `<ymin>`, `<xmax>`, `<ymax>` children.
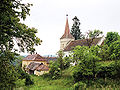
<box><xmin>60</xmin><ymin>15</ymin><xmax>74</xmax><ymax>39</ymax></box>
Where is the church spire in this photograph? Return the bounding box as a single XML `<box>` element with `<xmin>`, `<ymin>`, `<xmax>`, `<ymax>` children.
<box><xmin>60</xmin><ymin>15</ymin><xmax>74</xmax><ymax>39</ymax></box>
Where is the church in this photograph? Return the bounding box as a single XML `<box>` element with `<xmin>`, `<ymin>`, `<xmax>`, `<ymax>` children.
<box><xmin>60</xmin><ymin>15</ymin><xmax>105</xmax><ymax>55</ymax></box>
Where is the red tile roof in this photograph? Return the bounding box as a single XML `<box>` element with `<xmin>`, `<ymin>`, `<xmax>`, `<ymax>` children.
<box><xmin>60</xmin><ymin>16</ymin><xmax>74</xmax><ymax>39</ymax></box>
<box><xmin>23</xmin><ymin>54</ymin><xmax>47</xmax><ymax>61</ymax></box>
<box><xmin>63</xmin><ymin>37</ymin><xmax>102</xmax><ymax>51</ymax></box>
<box><xmin>27</xmin><ymin>62</ymin><xmax>41</xmax><ymax>71</ymax></box>
<box><xmin>36</xmin><ymin>64</ymin><xmax>49</xmax><ymax>71</ymax></box>
<box><xmin>27</xmin><ymin>62</ymin><xmax>49</xmax><ymax>71</ymax></box>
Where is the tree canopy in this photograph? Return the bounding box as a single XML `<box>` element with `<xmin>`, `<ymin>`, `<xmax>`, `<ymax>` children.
<box><xmin>71</xmin><ymin>16</ymin><xmax>84</xmax><ymax>40</ymax></box>
<box><xmin>104</xmin><ymin>32</ymin><xmax>120</xmax><ymax>46</ymax></box>
<box><xmin>0</xmin><ymin>0</ymin><xmax>41</xmax><ymax>53</ymax></box>
<box><xmin>0</xmin><ymin>0</ymin><xmax>41</xmax><ymax>89</ymax></box>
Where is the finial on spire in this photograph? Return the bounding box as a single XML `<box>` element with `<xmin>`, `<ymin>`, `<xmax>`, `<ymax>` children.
<box><xmin>66</xmin><ymin>14</ymin><xmax>68</xmax><ymax>17</ymax></box>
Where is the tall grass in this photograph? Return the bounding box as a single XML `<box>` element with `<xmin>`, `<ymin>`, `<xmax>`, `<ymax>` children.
<box><xmin>14</xmin><ymin>66</ymin><xmax>120</xmax><ymax>90</ymax></box>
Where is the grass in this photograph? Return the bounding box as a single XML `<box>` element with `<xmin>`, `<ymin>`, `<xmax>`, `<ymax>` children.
<box><xmin>14</xmin><ymin>61</ymin><xmax>120</xmax><ymax>90</ymax></box>
<box><xmin>14</xmin><ymin>67</ymin><xmax>74</xmax><ymax>90</ymax></box>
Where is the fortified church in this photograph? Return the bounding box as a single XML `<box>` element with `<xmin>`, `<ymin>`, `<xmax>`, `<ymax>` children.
<box><xmin>60</xmin><ymin>15</ymin><xmax>104</xmax><ymax>55</ymax></box>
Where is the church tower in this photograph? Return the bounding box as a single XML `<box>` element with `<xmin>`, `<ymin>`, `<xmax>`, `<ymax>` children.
<box><xmin>60</xmin><ymin>15</ymin><xmax>74</xmax><ymax>50</ymax></box>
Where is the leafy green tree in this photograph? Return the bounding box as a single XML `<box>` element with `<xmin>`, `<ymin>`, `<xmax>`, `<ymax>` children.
<box><xmin>0</xmin><ymin>0</ymin><xmax>41</xmax><ymax>89</ymax></box>
<box><xmin>72</xmin><ymin>46</ymin><xmax>88</xmax><ymax>65</ymax></box>
<box><xmin>109</xmin><ymin>40</ymin><xmax>120</xmax><ymax>61</ymax></box>
<box><xmin>0</xmin><ymin>51</ymin><xmax>18</xmax><ymax>89</ymax></box>
<box><xmin>104</xmin><ymin>32</ymin><xmax>120</xmax><ymax>46</ymax></box>
<box><xmin>86</xmin><ymin>30</ymin><xmax>103</xmax><ymax>48</ymax></box>
<box><xmin>63</xmin><ymin>56</ymin><xmax>71</xmax><ymax>69</ymax></box>
<box><xmin>71</xmin><ymin>16</ymin><xmax>84</xmax><ymax>40</ymax></box>
<box><xmin>49</xmin><ymin>61</ymin><xmax>61</xmax><ymax>79</ymax></box>
<box><xmin>57</xmin><ymin>50</ymin><xmax>64</xmax><ymax>70</ymax></box>
<box><xmin>99</xmin><ymin>45</ymin><xmax>110</xmax><ymax>61</ymax></box>
<box><xmin>72</xmin><ymin>46</ymin><xmax>101</xmax><ymax>82</ymax></box>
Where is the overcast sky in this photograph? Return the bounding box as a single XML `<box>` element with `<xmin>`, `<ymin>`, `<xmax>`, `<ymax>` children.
<box><xmin>21</xmin><ymin>0</ymin><xmax>120</xmax><ymax>56</ymax></box>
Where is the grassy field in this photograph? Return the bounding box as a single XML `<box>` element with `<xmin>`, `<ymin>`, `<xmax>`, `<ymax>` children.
<box><xmin>14</xmin><ymin>61</ymin><xmax>120</xmax><ymax>90</ymax></box>
<box><xmin>14</xmin><ymin>67</ymin><xmax>74</xmax><ymax>90</ymax></box>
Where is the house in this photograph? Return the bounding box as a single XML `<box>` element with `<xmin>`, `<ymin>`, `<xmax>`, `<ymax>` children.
<box><xmin>27</xmin><ymin>62</ymin><xmax>49</xmax><ymax>76</ymax></box>
<box><xmin>22</xmin><ymin>54</ymin><xmax>57</xmax><ymax>75</ymax></box>
<box><xmin>22</xmin><ymin>54</ymin><xmax>49</xmax><ymax>69</ymax></box>
<box><xmin>60</xmin><ymin>15</ymin><xmax>105</xmax><ymax>56</ymax></box>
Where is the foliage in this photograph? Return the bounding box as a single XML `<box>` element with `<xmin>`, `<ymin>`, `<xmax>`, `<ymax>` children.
<box><xmin>15</xmin><ymin>56</ymin><xmax>34</xmax><ymax>86</ymax></box>
<box><xmin>0</xmin><ymin>0</ymin><xmax>41</xmax><ymax>89</ymax></box>
<box><xmin>71</xmin><ymin>16</ymin><xmax>84</xmax><ymax>40</ymax></box>
<box><xmin>25</xmin><ymin>74</ymin><xmax>34</xmax><ymax>86</ymax></box>
<box><xmin>0</xmin><ymin>0</ymin><xmax>41</xmax><ymax>53</ymax></box>
<box><xmin>14</xmin><ymin>66</ymin><xmax>120</xmax><ymax>89</ymax></box>
<box><xmin>104</xmin><ymin>32</ymin><xmax>120</xmax><ymax>46</ymax></box>
<box><xmin>109</xmin><ymin>40</ymin><xmax>120</xmax><ymax>60</ymax></box>
<box><xmin>86</xmin><ymin>30</ymin><xmax>103</xmax><ymax>47</ymax></box>
<box><xmin>72</xmin><ymin>46</ymin><xmax>88</xmax><ymax>65</ymax></box>
<box><xmin>88</xmin><ymin>30</ymin><xmax>103</xmax><ymax>38</ymax></box>
<box><xmin>99</xmin><ymin>45</ymin><xmax>110</xmax><ymax>60</ymax></box>
<box><xmin>74</xmin><ymin>82</ymin><xmax>86</xmax><ymax>90</ymax></box>
<box><xmin>72</xmin><ymin>46</ymin><xmax>101</xmax><ymax>82</ymax></box>
<box><xmin>63</xmin><ymin>56</ymin><xmax>71</xmax><ymax>69</ymax></box>
<box><xmin>57</xmin><ymin>50</ymin><xmax>64</xmax><ymax>70</ymax></box>
<box><xmin>0</xmin><ymin>51</ymin><xmax>18</xmax><ymax>89</ymax></box>
<box><xmin>49</xmin><ymin>61</ymin><xmax>61</xmax><ymax>79</ymax></box>
<box><xmin>97</xmin><ymin>61</ymin><xmax>120</xmax><ymax>79</ymax></box>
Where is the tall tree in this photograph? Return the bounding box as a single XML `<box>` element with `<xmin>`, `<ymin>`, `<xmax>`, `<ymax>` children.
<box><xmin>57</xmin><ymin>50</ymin><xmax>64</xmax><ymax>70</ymax></box>
<box><xmin>104</xmin><ymin>32</ymin><xmax>120</xmax><ymax>46</ymax></box>
<box><xmin>0</xmin><ymin>0</ymin><xmax>41</xmax><ymax>89</ymax></box>
<box><xmin>71</xmin><ymin>16</ymin><xmax>84</xmax><ymax>40</ymax></box>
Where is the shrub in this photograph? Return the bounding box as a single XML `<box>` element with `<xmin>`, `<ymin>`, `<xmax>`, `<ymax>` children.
<box><xmin>74</xmin><ymin>82</ymin><xmax>86</xmax><ymax>90</ymax></box>
<box><xmin>49</xmin><ymin>61</ymin><xmax>61</xmax><ymax>79</ymax></box>
<box><xmin>25</xmin><ymin>75</ymin><xmax>34</xmax><ymax>86</ymax></box>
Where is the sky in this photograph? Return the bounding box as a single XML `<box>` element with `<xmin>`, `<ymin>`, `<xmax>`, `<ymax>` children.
<box><xmin>21</xmin><ymin>0</ymin><xmax>120</xmax><ymax>56</ymax></box>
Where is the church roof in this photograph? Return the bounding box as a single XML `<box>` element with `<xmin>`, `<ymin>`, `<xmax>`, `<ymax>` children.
<box><xmin>63</xmin><ymin>37</ymin><xmax>103</xmax><ymax>51</ymax></box>
<box><xmin>23</xmin><ymin>54</ymin><xmax>47</xmax><ymax>61</ymax></box>
<box><xmin>60</xmin><ymin>16</ymin><xmax>74</xmax><ymax>39</ymax></box>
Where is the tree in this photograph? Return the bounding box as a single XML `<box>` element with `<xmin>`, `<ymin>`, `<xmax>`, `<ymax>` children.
<box><xmin>104</xmin><ymin>32</ymin><xmax>120</xmax><ymax>46</ymax></box>
<box><xmin>109</xmin><ymin>40</ymin><xmax>120</xmax><ymax>61</ymax></box>
<box><xmin>99</xmin><ymin>45</ymin><xmax>110</xmax><ymax>61</ymax></box>
<box><xmin>72</xmin><ymin>46</ymin><xmax>101</xmax><ymax>82</ymax></box>
<box><xmin>57</xmin><ymin>50</ymin><xmax>64</xmax><ymax>70</ymax></box>
<box><xmin>86</xmin><ymin>30</ymin><xmax>103</xmax><ymax>48</ymax></box>
<box><xmin>71</xmin><ymin>16</ymin><xmax>84</xmax><ymax>40</ymax></box>
<box><xmin>72</xmin><ymin>46</ymin><xmax>88</xmax><ymax>65</ymax></box>
<box><xmin>49</xmin><ymin>61</ymin><xmax>61</xmax><ymax>79</ymax></box>
<box><xmin>0</xmin><ymin>0</ymin><xmax>41</xmax><ymax>89</ymax></box>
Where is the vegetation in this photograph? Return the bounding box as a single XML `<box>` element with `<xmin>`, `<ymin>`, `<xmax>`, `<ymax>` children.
<box><xmin>14</xmin><ymin>64</ymin><xmax>120</xmax><ymax>90</ymax></box>
<box><xmin>86</xmin><ymin>30</ymin><xmax>103</xmax><ymax>47</ymax></box>
<box><xmin>1</xmin><ymin>0</ymin><xmax>120</xmax><ymax>89</ymax></box>
<box><xmin>71</xmin><ymin>16</ymin><xmax>84</xmax><ymax>40</ymax></box>
<box><xmin>0</xmin><ymin>0</ymin><xmax>41</xmax><ymax>89</ymax></box>
<box><xmin>104</xmin><ymin>32</ymin><xmax>120</xmax><ymax>46</ymax></box>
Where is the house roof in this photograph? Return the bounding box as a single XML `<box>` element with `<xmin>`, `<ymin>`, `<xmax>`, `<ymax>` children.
<box><xmin>27</xmin><ymin>62</ymin><xmax>49</xmax><ymax>71</ymax></box>
<box><xmin>23</xmin><ymin>54</ymin><xmax>47</xmax><ymax>61</ymax></box>
<box><xmin>60</xmin><ymin>16</ymin><xmax>74</xmax><ymax>39</ymax></box>
<box><xmin>27</xmin><ymin>62</ymin><xmax>41</xmax><ymax>71</ymax></box>
<box><xmin>63</xmin><ymin>37</ymin><xmax>102</xmax><ymax>51</ymax></box>
<box><xmin>36</xmin><ymin>64</ymin><xmax>49</xmax><ymax>71</ymax></box>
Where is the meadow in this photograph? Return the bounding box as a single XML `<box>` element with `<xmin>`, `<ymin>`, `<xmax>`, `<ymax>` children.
<box><xmin>14</xmin><ymin>61</ymin><xmax>120</xmax><ymax>90</ymax></box>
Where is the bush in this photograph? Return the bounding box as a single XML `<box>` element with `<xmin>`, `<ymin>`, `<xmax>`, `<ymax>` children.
<box><xmin>74</xmin><ymin>82</ymin><xmax>86</xmax><ymax>90</ymax></box>
<box><xmin>49</xmin><ymin>61</ymin><xmax>61</xmax><ymax>79</ymax></box>
<box><xmin>25</xmin><ymin>75</ymin><xmax>34</xmax><ymax>86</ymax></box>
